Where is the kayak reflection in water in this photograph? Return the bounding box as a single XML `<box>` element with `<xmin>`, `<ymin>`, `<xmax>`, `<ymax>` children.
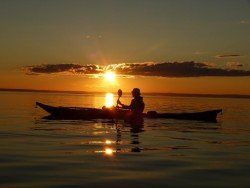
<box><xmin>117</xmin><ymin>88</ymin><xmax>145</xmax><ymax>125</ymax></box>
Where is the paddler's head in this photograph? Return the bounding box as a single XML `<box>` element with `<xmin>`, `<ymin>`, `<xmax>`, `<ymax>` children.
<box><xmin>132</xmin><ymin>88</ymin><xmax>141</xmax><ymax>98</ymax></box>
<box><xmin>118</xmin><ymin>89</ymin><xmax>122</xmax><ymax>97</ymax></box>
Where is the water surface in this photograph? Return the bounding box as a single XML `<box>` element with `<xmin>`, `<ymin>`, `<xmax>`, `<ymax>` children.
<box><xmin>0</xmin><ymin>91</ymin><xmax>250</xmax><ymax>187</ymax></box>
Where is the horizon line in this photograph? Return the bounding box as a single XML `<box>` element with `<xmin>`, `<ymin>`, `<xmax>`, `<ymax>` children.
<box><xmin>0</xmin><ymin>88</ymin><xmax>250</xmax><ymax>99</ymax></box>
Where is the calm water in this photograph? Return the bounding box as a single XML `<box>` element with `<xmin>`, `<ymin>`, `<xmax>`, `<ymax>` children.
<box><xmin>0</xmin><ymin>91</ymin><xmax>250</xmax><ymax>187</ymax></box>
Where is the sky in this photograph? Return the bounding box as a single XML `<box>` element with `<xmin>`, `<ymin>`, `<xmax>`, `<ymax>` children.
<box><xmin>0</xmin><ymin>0</ymin><xmax>250</xmax><ymax>94</ymax></box>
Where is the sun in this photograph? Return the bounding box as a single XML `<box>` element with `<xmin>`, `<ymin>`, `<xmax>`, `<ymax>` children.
<box><xmin>104</xmin><ymin>71</ymin><xmax>116</xmax><ymax>82</ymax></box>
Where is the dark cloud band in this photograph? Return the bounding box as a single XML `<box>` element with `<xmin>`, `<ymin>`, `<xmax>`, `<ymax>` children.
<box><xmin>24</xmin><ymin>61</ymin><xmax>250</xmax><ymax>77</ymax></box>
<box><xmin>25</xmin><ymin>64</ymin><xmax>103</xmax><ymax>75</ymax></box>
<box><xmin>216</xmin><ymin>54</ymin><xmax>242</xmax><ymax>58</ymax></box>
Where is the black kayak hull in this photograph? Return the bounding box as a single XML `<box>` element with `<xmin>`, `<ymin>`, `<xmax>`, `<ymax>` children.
<box><xmin>36</xmin><ymin>102</ymin><xmax>222</xmax><ymax>122</ymax></box>
<box><xmin>36</xmin><ymin>102</ymin><xmax>131</xmax><ymax>119</ymax></box>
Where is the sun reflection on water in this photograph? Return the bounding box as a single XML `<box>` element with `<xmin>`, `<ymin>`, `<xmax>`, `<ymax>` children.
<box><xmin>105</xmin><ymin>140</ymin><xmax>112</xmax><ymax>144</ymax></box>
<box><xmin>93</xmin><ymin>139</ymin><xmax>116</xmax><ymax>156</ymax></box>
<box><xmin>104</xmin><ymin>148</ymin><xmax>114</xmax><ymax>155</ymax></box>
<box><xmin>105</xmin><ymin>93</ymin><xmax>114</xmax><ymax>108</ymax></box>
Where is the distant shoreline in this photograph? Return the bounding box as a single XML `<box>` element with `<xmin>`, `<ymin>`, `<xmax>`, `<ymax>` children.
<box><xmin>0</xmin><ymin>88</ymin><xmax>250</xmax><ymax>99</ymax></box>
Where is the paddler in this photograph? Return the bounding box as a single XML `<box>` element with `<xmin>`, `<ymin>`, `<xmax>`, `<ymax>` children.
<box><xmin>117</xmin><ymin>88</ymin><xmax>145</xmax><ymax>123</ymax></box>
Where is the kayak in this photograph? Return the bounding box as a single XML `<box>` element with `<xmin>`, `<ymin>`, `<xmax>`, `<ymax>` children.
<box><xmin>36</xmin><ymin>102</ymin><xmax>222</xmax><ymax>122</ymax></box>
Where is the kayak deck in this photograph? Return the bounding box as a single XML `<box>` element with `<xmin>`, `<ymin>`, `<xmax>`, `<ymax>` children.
<box><xmin>36</xmin><ymin>102</ymin><xmax>222</xmax><ymax>122</ymax></box>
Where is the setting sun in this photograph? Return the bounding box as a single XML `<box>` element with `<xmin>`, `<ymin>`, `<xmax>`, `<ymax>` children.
<box><xmin>104</xmin><ymin>71</ymin><xmax>116</xmax><ymax>82</ymax></box>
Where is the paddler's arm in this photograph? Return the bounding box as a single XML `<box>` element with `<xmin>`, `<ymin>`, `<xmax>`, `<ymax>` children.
<box><xmin>121</xmin><ymin>104</ymin><xmax>130</xmax><ymax>109</ymax></box>
<box><xmin>117</xmin><ymin>99</ymin><xmax>131</xmax><ymax>109</ymax></box>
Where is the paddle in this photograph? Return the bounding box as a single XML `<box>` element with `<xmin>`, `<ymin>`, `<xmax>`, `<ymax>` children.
<box><xmin>116</xmin><ymin>89</ymin><xmax>122</xmax><ymax>107</ymax></box>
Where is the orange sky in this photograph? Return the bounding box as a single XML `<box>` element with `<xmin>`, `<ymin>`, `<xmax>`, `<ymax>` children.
<box><xmin>0</xmin><ymin>1</ymin><xmax>250</xmax><ymax>94</ymax></box>
<box><xmin>1</xmin><ymin>69</ymin><xmax>250</xmax><ymax>94</ymax></box>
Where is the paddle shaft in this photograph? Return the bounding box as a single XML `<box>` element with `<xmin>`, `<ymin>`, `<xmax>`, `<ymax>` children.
<box><xmin>116</xmin><ymin>89</ymin><xmax>123</xmax><ymax>107</ymax></box>
<box><xmin>116</xmin><ymin>96</ymin><xmax>120</xmax><ymax>107</ymax></box>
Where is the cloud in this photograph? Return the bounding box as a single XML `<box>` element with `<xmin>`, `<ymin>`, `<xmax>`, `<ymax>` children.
<box><xmin>84</xmin><ymin>34</ymin><xmax>103</xmax><ymax>40</ymax></box>
<box><xmin>240</xmin><ymin>20</ymin><xmax>250</xmax><ymax>25</ymax></box>
<box><xmin>25</xmin><ymin>64</ymin><xmax>103</xmax><ymax>75</ymax></box>
<box><xmin>112</xmin><ymin>62</ymin><xmax>250</xmax><ymax>77</ymax></box>
<box><xmin>216</xmin><ymin>54</ymin><xmax>242</xmax><ymax>58</ymax></box>
<box><xmin>226</xmin><ymin>62</ymin><xmax>243</xmax><ymax>69</ymax></box>
<box><xmin>193</xmin><ymin>51</ymin><xmax>206</xmax><ymax>55</ymax></box>
<box><xmin>24</xmin><ymin>61</ymin><xmax>250</xmax><ymax>77</ymax></box>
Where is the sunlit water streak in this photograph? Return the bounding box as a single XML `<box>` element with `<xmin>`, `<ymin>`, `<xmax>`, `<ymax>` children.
<box><xmin>105</xmin><ymin>93</ymin><xmax>114</xmax><ymax>107</ymax></box>
<box><xmin>0</xmin><ymin>91</ymin><xmax>250</xmax><ymax>187</ymax></box>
